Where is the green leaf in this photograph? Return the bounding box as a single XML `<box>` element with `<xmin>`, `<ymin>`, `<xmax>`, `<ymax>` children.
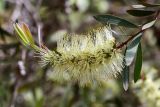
<box><xmin>22</xmin><ymin>23</ymin><xmax>34</xmax><ymax>44</ymax></box>
<box><xmin>94</xmin><ymin>14</ymin><xmax>138</xmax><ymax>28</ymax></box>
<box><xmin>134</xmin><ymin>43</ymin><xmax>142</xmax><ymax>82</ymax></box>
<box><xmin>123</xmin><ymin>51</ymin><xmax>129</xmax><ymax>91</ymax></box>
<box><xmin>142</xmin><ymin>19</ymin><xmax>157</xmax><ymax>30</ymax></box>
<box><xmin>14</xmin><ymin>23</ymin><xmax>29</xmax><ymax>46</ymax></box>
<box><xmin>138</xmin><ymin>0</ymin><xmax>160</xmax><ymax>7</ymax></box>
<box><xmin>125</xmin><ymin>33</ymin><xmax>142</xmax><ymax>66</ymax></box>
<box><xmin>123</xmin><ymin>65</ymin><xmax>129</xmax><ymax>91</ymax></box>
<box><xmin>13</xmin><ymin>22</ymin><xmax>41</xmax><ymax>51</ymax></box>
<box><xmin>127</xmin><ymin>9</ymin><xmax>155</xmax><ymax>17</ymax></box>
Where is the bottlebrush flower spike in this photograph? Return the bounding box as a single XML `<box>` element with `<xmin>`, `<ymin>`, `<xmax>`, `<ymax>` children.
<box><xmin>14</xmin><ymin>22</ymin><xmax>124</xmax><ymax>86</ymax></box>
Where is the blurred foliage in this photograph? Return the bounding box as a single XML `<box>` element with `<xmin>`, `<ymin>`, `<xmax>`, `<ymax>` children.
<box><xmin>0</xmin><ymin>0</ymin><xmax>160</xmax><ymax>107</ymax></box>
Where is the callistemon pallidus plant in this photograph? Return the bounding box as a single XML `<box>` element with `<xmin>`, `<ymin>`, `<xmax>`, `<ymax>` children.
<box><xmin>13</xmin><ymin>22</ymin><xmax>123</xmax><ymax>86</ymax></box>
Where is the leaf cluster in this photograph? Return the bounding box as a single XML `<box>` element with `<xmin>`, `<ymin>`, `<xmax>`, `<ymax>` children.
<box><xmin>94</xmin><ymin>0</ymin><xmax>160</xmax><ymax>90</ymax></box>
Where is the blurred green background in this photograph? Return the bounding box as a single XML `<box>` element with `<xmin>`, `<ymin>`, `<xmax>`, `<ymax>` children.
<box><xmin>0</xmin><ymin>0</ymin><xmax>160</xmax><ymax>107</ymax></box>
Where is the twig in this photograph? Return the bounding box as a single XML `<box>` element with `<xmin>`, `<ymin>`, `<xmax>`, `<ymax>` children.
<box><xmin>8</xmin><ymin>80</ymin><xmax>19</xmax><ymax>107</ymax></box>
<box><xmin>116</xmin><ymin>10</ymin><xmax>160</xmax><ymax>49</ymax></box>
<box><xmin>116</xmin><ymin>30</ymin><xmax>143</xmax><ymax>49</ymax></box>
<box><xmin>22</xmin><ymin>0</ymin><xmax>43</xmax><ymax>28</ymax></box>
<box><xmin>0</xmin><ymin>43</ymin><xmax>20</xmax><ymax>49</ymax></box>
<box><xmin>0</xmin><ymin>27</ymin><xmax>13</xmax><ymax>37</ymax></box>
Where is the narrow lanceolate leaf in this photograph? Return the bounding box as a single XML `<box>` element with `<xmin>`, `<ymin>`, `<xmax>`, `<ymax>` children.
<box><xmin>134</xmin><ymin>43</ymin><xmax>142</xmax><ymax>82</ymax></box>
<box><xmin>123</xmin><ymin>51</ymin><xmax>130</xmax><ymax>91</ymax></box>
<box><xmin>123</xmin><ymin>65</ymin><xmax>129</xmax><ymax>91</ymax></box>
<box><xmin>125</xmin><ymin>33</ymin><xmax>142</xmax><ymax>66</ymax></box>
<box><xmin>132</xmin><ymin>5</ymin><xmax>146</xmax><ymax>8</ymax></box>
<box><xmin>14</xmin><ymin>23</ymin><xmax>29</xmax><ymax>46</ymax></box>
<box><xmin>13</xmin><ymin>22</ymin><xmax>40</xmax><ymax>51</ymax></box>
<box><xmin>138</xmin><ymin>0</ymin><xmax>160</xmax><ymax>7</ymax></box>
<box><xmin>94</xmin><ymin>14</ymin><xmax>138</xmax><ymax>28</ymax></box>
<box><xmin>127</xmin><ymin>9</ymin><xmax>155</xmax><ymax>17</ymax></box>
<box><xmin>21</xmin><ymin>23</ymin><xmax>34</xmax><ymax>44</ymax></box>
<box><xmin>142</xmin><ymin>19</ymin><xmax>157</xmax><ymax>30</ymax></box>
